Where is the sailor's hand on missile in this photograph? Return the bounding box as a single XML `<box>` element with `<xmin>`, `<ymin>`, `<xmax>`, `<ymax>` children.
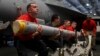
<box><xmin>32</xmin><ymin>25</ymin><xmax>42</xmax><ymax>38</ymax></box>
<box><xmin>56</xmin><ymin>29</ymin><xmax>63</xmax><ymax>37</ymax></box>
<box><xmin>36</xmin><ymin>25</ymin><xmax>43</xmax><ymax>34</ymax></box>
<box><xmin>55</xmin><ymin>30</ymin><xmax>61</xmax><ymax>37</ymax></box>
<box><xmin>49</xmin><ymin>29</ymin><xmax>62</xmax><ymax>40</ymax></box>
<box><xmin>81</xmin><ymin>29</ymin><xmax>87</xmax><ymax>37</ymax></box>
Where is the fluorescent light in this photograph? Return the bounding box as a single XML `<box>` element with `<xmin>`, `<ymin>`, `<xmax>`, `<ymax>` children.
<box><xmin>93</xmin><ymin>13</ymin><xmax>96</xmax><ymax>15</ymax></box>
<box><xmin>90</xmin><ymin>11</ymin><xmax>92</xmax><ymax>13</ymax></box>
<box><xmin>86</xmin><ymin>3</ymin><xmax>90</xmax><ymax>6</ymax></box>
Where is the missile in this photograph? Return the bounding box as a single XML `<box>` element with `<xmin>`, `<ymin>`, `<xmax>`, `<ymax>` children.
<box><xmin>12</xmin><ymin>20</ymin><xmax>81</xmax><ymax>38</ymax></box>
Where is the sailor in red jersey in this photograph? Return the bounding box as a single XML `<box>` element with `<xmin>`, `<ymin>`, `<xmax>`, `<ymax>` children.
<box><xmin>59</xmin><ymin>20</ymin><xmax>76</xmax><ymax>47</ymax></box>
<box><xmin>59</xmin><ymin>20</ymin><xmax>73</xmax><ymax>31</ymax></box>
<box><xmin>16</xmin><ymin>13</ymin><xmax>38</xmax><ymax>41</ymax></box>
<box><xmin>15</xmin><ymin>2</ymin><xmax>48</xmax><ymax>56</ymax></box>
<box><xmin>82</xmin><ymin>16</ymin><xmax>96</xmax><ymax>37</ymax></box>
<box><xmin>82</xmin><ymin>16</ymin><xmax>96</xmax><ymax>50</ymax></box>
<box><xmin>71</xmin><ymin>21</ymin><xmax>77</xmax><ymax>31</ymax></box>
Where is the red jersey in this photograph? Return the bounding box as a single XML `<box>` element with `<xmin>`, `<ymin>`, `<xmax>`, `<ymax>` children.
<box><xmin>16</xmin><ymin>13</ymin><xmax>38</xmax><ymax>41</ymax></box>
<box><xmin>17</xmin><ymin>13</ymin><xmax>38</xmax><ymax>23</ymax></box>
<box><xmin>82</xmin><ymin>19</ymin><xmax>96</xmax><ymax>34</ymax></box>
<box><xmin>59</xmin><ymin>25</ymin><xmax>74</xmax><ymax>31</ymax></box>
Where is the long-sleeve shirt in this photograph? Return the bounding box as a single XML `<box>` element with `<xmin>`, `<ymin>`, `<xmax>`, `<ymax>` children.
<box><xmin>59</xmin><ymin>25</ymin><xmax>74</xmax><ymax>31</ymax></box>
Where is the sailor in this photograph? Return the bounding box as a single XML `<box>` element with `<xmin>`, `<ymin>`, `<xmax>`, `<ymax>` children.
<box><xmin>81</xmin><ymin>16</ymin><xmax>96</xmax><ymax>50</ymax></box>
<box><xmin>14</xmin><ymin>2</ymin><xmax>48</xmax><ymax>56</ymax></box>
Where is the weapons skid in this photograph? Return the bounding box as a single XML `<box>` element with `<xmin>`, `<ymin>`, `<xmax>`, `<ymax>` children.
<box><xmin>12</xmin><ymin>20</ymin><xmax>93</xmax><ymax>56</ymax></box>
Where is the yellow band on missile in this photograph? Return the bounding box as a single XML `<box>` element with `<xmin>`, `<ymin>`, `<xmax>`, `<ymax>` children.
<box><xmin>12</xmin><ymin>20</ymin><xmax>26</xmax><ymax>35</ymax></box>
